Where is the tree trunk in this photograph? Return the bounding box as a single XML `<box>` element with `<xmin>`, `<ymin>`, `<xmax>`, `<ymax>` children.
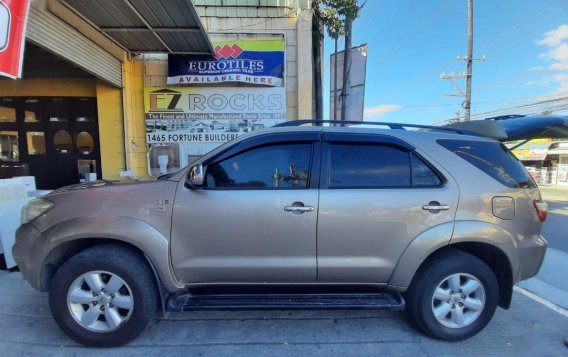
<box><xmin>341</xmin><ymin>16</ymin><xmax>353</xmax><ymax>121</ymax></box>
<box><xmin>312</xmin><ymin>12</ymin><xmax>323</xmax><ymax>120</ymax></box>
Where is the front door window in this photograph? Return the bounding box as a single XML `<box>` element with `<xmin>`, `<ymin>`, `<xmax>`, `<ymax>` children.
<box><xmin>205</xmin><ymin>143</ymin><xmax>311</xmax><ymax>189</ymax></box>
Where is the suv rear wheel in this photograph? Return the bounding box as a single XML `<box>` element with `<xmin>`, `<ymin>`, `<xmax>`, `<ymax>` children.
<box><xmin>404</xmin><ymin>248</ymin><xmax>499</xmax><ymax>341</ymax></box>
<box><xmin>49</xmin><ymin>244</ymin><xmax>158</xmax><ymax>347</ymax></box>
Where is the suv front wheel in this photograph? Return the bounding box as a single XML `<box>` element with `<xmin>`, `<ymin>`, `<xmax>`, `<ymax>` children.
<box><xmin>404</xmin><ymin>248</ymin><xmax>499</xmax><ymax>341</ymax></box>
<box><xmin>49</xmin><ymin>244</ymin><xmax>158</xmax><ymax>347</ymax></box>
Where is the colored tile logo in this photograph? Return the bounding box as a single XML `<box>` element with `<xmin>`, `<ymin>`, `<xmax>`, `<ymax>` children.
<box><xmin>168</xmin><ymin>37</ymin><xmax>285</xmax><ymax>86</ymax></box>
<box><xmin>214</xmin><ymin>44</ymin><xmax>244</xmax><ymax>60</ymax></box>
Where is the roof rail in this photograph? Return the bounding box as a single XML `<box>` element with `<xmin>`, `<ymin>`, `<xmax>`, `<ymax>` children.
<box><xmin>272</xmin><ymin>119</ymin><xmax>481</xmax><ymax>136</ymax></box>
<box><xmin>485</xmin><ymin>114</ymin><xmax>526</xmax><ymax>121</ymax></box>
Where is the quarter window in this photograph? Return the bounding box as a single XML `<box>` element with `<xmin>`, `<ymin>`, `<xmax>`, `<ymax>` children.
<box><xmin>205</xmin><ymin>143</ymin><xmax>311</xmax><ymax>189</ymax></box>
<box><xmin>438</xmin><ymin>139</ymin><xmax>537</xmax><ymax>188</ymax></box>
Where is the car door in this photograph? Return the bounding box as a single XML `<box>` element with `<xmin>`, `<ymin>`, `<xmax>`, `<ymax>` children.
<box><xmin>316</xmin><ymin>132</ymin><xmax>459</xmax><ymax>283</ymax></box>
<box><xmin>171</xmin><ymin>131</ymin><xmax>321</xmax><ymax>283</ymax></box>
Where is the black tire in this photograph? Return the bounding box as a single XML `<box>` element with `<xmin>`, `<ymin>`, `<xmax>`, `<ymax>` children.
<box><xmin>404</xmin><ymin>248</ymin><xmax>499</xmax><ymax>341</ymax></box>
<box><xmin>49</xmin><ymin>244</ymin><xmax>158</xmax><ymax>347</ymax></box>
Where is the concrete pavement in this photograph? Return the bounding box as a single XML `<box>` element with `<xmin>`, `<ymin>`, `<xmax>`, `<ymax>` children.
<box><xmin>0</xmin><ymin>270</ymin><xmax>567</xmax><ymax>356</ymax></box>
<box><xmin>518</xmin><ymin>185</ymin><xmax>568</xmax><ymax>310</ymax></box>
<box><xmin>1</xmin><ymin>185</ymin><xmax>567</xmax><ymax>355</ymax></box>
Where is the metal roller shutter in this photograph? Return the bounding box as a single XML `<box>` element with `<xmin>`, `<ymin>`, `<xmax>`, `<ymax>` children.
<box><xmin>26</xmin><ymin>7</ymin><xmax>122</xmax><ymax>87</ymax></box>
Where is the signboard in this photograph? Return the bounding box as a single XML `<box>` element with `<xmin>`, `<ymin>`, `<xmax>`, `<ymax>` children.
<box><xmin>511</xmin><ymin>148</ymin><xmax>548</xmax><ymax>161</ymax></box>
<box><xmin>167</xmin><ymin>35</ymin><xmax>285</xmax><ymax>86</ymax></box>
<box><xmin>144</xmin><ymin>87</ymin><xmax>286</xmax><ymax>176</ymax></box>
<box><xmin>0</xmin><ymin>0</ymin><xmax>30</xmax><ymax>79</ymax></box>
<box><xmin>330</xmin><ymin>44</ymin><xmax>368</xmax><ymax>121</ymax></box>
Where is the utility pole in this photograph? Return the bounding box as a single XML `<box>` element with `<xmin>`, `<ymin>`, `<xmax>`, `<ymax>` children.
<box><xmin>333</xmin><ymin>37</ymin><xmax>338</xmax><ymax>120</ymax></box>
<box><xmin>441</xmin><ymin>0</ymin><xmax>485</xmax><ymax>121</ymax></box>
<box><xmin>340</xmin><ymin>16</ymin><xmax>353</xmax><ymax>121</ymax></box>
<box><xmin>464</xmin><ymin>0</ymin><xmax>473</xmax><ymax>121</ymax></box>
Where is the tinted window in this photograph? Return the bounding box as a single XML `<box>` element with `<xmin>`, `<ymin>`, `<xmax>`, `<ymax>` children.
<box><xmin>329</xmin><ymin>144</ymin><xmax>411</xmax><ymax>188</ymax></box>
<box><xmin>438</xmin><ymin>139</ymin><xmax>536</xmax><ymax>188</ymax></box>
<box><xmin>205</xmin><ymin>143</ymin><xmax>311</xmax><ymax>189</ymax></box>
<box><xmin>411</xmin><ymin>153</ymin><xmax>442</xmax><ymax>187</ymax></box>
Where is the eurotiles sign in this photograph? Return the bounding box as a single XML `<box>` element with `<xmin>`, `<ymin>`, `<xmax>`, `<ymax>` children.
<box><xmin>144</xmin><ymin>86</ymin><xmax>286</xmax><ymax>144</ymax></box>
<box><xmin>167</xmin><ymin>36</ymin><xmax>285</xmax><ymax>86</ymax></box>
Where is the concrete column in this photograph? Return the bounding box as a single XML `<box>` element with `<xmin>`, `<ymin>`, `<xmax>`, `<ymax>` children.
<box><xmin>296</xmin><ymin>8</ymin><xmax>314</xmax><ymax>119</ymax></box>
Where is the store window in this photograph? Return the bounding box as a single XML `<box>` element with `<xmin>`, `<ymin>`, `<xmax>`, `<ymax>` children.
<box><xmin>78</xmin><ymin>159</ymin><xmax>97</xmax><ymax>182</ymax></box>
<box><xmin>24</xmin><ymin>99</ymin><xmax>41</xmax><ymax>123</ymax></box>
<box><xmin>49</xmin><ymin>98</ymin><xmax>68</xmax><ymax>122</ymax></box>
<box><xmin>76</xmin><ymin>132</ymin><xmax>94</xmax><ymax>155</ymax></box>
<box><xmin>26</xmin><ymin>132</ymin><xmax>46</xmax><ymax>155</ymax></box>
<box><xmin>77</xmin><ymin>98</ymin><xmax>96</xmax><ymax>122</ymax></box>
<box><xmin>0</xmin><ymin>98</ymin><xmax>16</xmax><ymax>122</ymax></box>
<box><xmin>54</xmin><ymin>130</ymin><xmax>73</xmax><ymax>153</ymax></box>
<box><xmin>0</xmin><ymin>131</ymin><xmax>19</xmax><ymax>161</ymax></box>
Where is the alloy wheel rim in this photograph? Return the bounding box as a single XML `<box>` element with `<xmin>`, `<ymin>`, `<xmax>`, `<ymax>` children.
<box><xmin>431</xmin><ymin>273</ymin><xmax>486</xmax><ymax>329</ymax></box>
<box><xmin>67</xmin><ymin>270</ymin><xmax>134</xmax><ymax>332</ymax></box>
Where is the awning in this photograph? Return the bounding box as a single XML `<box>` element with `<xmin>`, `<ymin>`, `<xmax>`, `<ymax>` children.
<box><xmin>444</xmin><ymin>115</ymin><xmax>568</xmax><ymax>142</ymax></box>
<box><xmin>61</xmin><ymin>0</ymin><xmax>213</xmax><ymax>55</ymax></box>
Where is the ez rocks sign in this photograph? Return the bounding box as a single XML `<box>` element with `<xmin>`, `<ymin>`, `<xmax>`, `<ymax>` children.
<box><xmin>144</xmin><ymin>87</ymin><xmax>286</xmax><ymax>144</ymax></box>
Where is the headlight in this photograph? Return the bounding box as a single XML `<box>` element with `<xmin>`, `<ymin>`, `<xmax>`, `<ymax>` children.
<box><xmin>21</xmin><ymin>198</ymin><xmax>54</xmax><ymax>224</ymax></box>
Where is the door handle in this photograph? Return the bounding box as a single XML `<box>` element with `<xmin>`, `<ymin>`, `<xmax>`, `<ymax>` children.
<box><xmin>422</xmin><ymin>201</ymin><xmax>450</xmax><ymax>211</ymax></box>
<box><xmin>284</xmin><ymin>202</ymin><xmax>315</xmax><ymax>214</ymax></box>
<box><xmin>284</xmin><ymin>206</ymin><xmax>315</xmax><ymax>213</ymax></box>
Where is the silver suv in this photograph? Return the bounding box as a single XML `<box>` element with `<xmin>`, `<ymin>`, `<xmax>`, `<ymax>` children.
<box><xmin>14</xmin><ymin>116</ymin><xmax>561</xmax><ymax>347</ymax></box>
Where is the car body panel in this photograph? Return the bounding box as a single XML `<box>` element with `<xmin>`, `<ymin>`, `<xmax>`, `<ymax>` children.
<box><xmin>13</xmin><ymin>121</ymin><xmax>550</xmax><ymax>297</ymax></box>
<box><xmin>14</xmin><ymin>179</ymin><xmax>182</xmax><ymax>292</ymax></box>
<box><xmin>171</xmin><ymin>186</ymin><xmax>319</xmax><ymax>283</ymax></box>
<box><xmin>317</xmin><ymin>185</ymin><xmax>459</xmax><ymax>282</ymax></box>
<box><xmin>13</xmin><ymin>216</ymin><xmax>183</xmax><ymax>292</ymax></box>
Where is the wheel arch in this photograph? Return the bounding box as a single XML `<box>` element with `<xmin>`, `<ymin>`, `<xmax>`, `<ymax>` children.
<box><xmin>389</xmin><ymin>221</ymin><xmax>516</xmax><ymax>309</ymax></box>
<box><xmin>400</xmin><ymin>243</ymin><xmax>513</xmax><ymax>309</ymax></box>
<box><xmin>39</xmin><ymin>238</ymin><xmax>170</xmax><ymax>313</ymax></box>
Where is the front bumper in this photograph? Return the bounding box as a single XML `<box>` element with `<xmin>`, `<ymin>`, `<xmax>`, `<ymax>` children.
<box><xmin>12</xmin><ymin>223</ymin><xmax>49</xmax><ymax>291</ymax></box>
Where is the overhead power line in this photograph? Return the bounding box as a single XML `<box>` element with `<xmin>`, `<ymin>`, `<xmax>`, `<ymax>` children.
<box><xmin>434</xmin><ymin>95</ymin><xmax>568</xmax><ymax>124</ymax></box>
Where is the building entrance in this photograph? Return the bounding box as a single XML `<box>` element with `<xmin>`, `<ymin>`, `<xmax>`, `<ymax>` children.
<box><xmin>0</xmin><ymin>96</ymin><xmax>101</xmax><ymax>189</ymax></box>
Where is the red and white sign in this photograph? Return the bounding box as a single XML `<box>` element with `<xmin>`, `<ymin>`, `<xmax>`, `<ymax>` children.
<box><xmin>0</xmin><ymin>0</ymin><xmax>30</xmax><ymax>79</ymax></box>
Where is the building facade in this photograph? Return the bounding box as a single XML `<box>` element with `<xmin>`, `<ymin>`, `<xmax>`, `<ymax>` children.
<box><xmin>0</xmin><ymin>0</ymin><xmax>316</xmax><ymax>189</ymax></box>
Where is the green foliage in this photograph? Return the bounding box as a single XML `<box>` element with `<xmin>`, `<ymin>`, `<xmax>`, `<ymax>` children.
<box><xmin>311</xmin><ymin>0</ymin><xmax>363</xmax><ymax>39</ymax></box>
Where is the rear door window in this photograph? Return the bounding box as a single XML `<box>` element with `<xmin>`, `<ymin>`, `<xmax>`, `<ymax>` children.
<box><xmin>327</xmin><ymin>142</ymin><xmax>442</xmax><ymax>188</ymax></box>
<box><xmin>437</xmin><ymin>139</ymin><xmax>536</xmax><ymax>188</ymax></box>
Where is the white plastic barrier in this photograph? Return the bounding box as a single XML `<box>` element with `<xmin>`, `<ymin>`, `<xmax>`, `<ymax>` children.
<box><xmin>0</xmin><ymin>177</ymin><xmax>48</xmax><ymax>268</ymax></box>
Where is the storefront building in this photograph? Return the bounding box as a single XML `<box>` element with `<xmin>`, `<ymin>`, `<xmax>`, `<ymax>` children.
<box><xmin>512</xmin><ymin>139</ymin><xmax>568</xmax><ymax>186</ymax></box>
<box><xmin>142</xmin><ymin>0</ymin><xmax>314</xmax><ymax>176</ymax></box>
<box><xmin>0</xmin><ymin>0</ymin><xmax>314</xmax><ymax>189</ymax></box>
<box><xmin>543</xmin><ymin>142</ymin><xmax>568</xmax><ymax>186</ymax></box>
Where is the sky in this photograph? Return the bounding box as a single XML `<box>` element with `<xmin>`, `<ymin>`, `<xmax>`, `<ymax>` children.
<box><xmin>322</xmin><ymin>0</ymin><xmax>568</xmax><ymax>125</ymax></box>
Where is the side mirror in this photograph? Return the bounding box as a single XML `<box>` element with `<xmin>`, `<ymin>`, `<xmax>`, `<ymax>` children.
<box><xmin>186</xmin><ymin>164</ymin><xmax>204</xmax><ymax>189</ymax></box>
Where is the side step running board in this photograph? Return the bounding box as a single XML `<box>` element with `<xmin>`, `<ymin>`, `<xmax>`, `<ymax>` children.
<box><xmin>167</xmin><ymin>292</ymin><xmax>405</xmax><ymax>312</ymax></box>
